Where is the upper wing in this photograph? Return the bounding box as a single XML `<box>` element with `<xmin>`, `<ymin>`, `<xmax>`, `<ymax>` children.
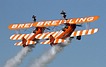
<box><xmin>8</xmin><ymin>23</ymin><xmax>34</xmax><ymax>30</ymax></box>
<box><xmin>68</xmin><ymin>16</ymin><xmax>99</xmax><ymax>24</ymax></box>
<box><xmin>8</xmin><ymin>16</ymin><xmax>99</xmax><ymax>30</ymax></box>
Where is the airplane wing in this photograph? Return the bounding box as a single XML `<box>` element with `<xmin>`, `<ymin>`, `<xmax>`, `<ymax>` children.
<box><xmin>10</xmin><ymin>28</ymin><xmax>98</xmax><ymax>40</ymax></box>
<box><xmin>8</xmin><ymin>16</ymin><xmax>99</xmax><ymax>30</ymax></box>
<box><xmin>14</xmin><ymin>40</ymin><xmax>36</xmax><ymax>46</ymax></box>
<box><xmin>10</xmin><ymin>33</ymin><xmax>34</xmax><ymax>40</ymax></box>
<box><xmin>35</xmin><ymin>28</ymin><xmax>98</xmax><ymax>39</ymax></box>
<box><xmin>40</xmin><ymin>39</ymin><xmax>66</xmax><ymax>44</ymax></box>
<box><xmin>70</xmin><ymin>28</ymin><xmax>99</xmax><ymax>37</ymax></box>
<box><xmin>8</xmin><ymin>22</ymin><xmax>34</xmax><ymax>30</ymax></box>
<box><xmin>35</xmin><ymin>30</ymin><xmax>63</xmax><ymax>39</ymax></box>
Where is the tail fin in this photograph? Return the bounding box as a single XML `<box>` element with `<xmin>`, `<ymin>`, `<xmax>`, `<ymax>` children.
<box><xmin>49</xmin><ymin>35</ymin><xmax>55</xmax><ymax>45</ymax></box>
<box><xmin>22</xmin><ymin>37</ymin><xmax>27</xmax><ymax>46</ymax></box>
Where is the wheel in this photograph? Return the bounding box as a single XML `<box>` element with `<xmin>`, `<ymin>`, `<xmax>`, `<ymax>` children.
<box><xmin>76</xmin><ymin>36</ymin><xmax>81</xmax><ymax>40</ymax></box>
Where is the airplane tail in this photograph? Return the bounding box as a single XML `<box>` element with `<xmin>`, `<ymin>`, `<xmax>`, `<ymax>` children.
<box><xmin>49</xmin><ymin>35</ymin><xmax>55</xmax><ymax>46</ymax></box>
<box><xmin>22</xmin><ymin>37</ymin><xmax>27</xmax><ymax>46</ymax></box>
<box><xmin>40</xmin><ymin>38</ymin><xmax>66</xmax><ymax>46</ymax></box>
<box><xmin>14</xmin><ymin>40</ymin><xmax>36</xmax><ymax>47</ymax></box>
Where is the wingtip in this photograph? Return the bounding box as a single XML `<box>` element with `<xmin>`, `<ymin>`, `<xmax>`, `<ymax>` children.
<box><xmin>94</xmin><ymin>28</ymin><xmax>99</xmax><ymax>33</ymax></box>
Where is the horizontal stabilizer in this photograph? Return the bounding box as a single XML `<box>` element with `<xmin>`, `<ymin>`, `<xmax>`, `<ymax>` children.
<box><xmin>14</xmin><ymin>40</ymin><xmax>36</xmax><ymax>46</ymax></box>
<box><xmin>41</xmin><ymin>39</ymin><xmax>66</xmax><ymax>44</ymax></box>
<box><xmin>70</xmin><ymin>28</ymin><xmax>99</xmax><ymax>37</ymax></box>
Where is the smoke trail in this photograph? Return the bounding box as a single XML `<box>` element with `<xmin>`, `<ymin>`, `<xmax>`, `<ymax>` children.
<box><xmin>29</xmin><ymin>37</ymin><xmax>72</xmax><ymax>67</ymax></box>
<box><xmin>4</xmin><ymin>45</ymin><xmax>34</xmax><ymax>67</ymax></box>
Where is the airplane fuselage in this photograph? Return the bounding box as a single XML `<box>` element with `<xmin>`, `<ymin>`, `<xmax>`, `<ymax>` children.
<box><xmin>50</xmin><ymin>23</ymin><xmax>76</xmax><ymax>46</ymax></box>
<box><xmin>56</xmin><ymin>23</ymin><xmax>76</xmax><ymax>39</ymax></box>
<box><xmin>22</xmin><ymin>27</ymin><xmax>46</xmax><ymax>47</ymax></box>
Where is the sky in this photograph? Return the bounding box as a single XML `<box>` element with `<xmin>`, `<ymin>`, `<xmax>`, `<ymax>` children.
<box><xmin>0</xmin><ymin>0</ymin><xmax>106</xmax><ymax>67</ymax></box>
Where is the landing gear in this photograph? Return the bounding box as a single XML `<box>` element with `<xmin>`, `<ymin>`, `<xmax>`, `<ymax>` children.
<box><xmin>23</xmin><ymin>44</ymin><xmax>28</xmax><ymax>47</ymax></box>
<box><xmin>76</xmin><ymin>36</ymin><xmax>81</xmax><ymax>40</ymax></box>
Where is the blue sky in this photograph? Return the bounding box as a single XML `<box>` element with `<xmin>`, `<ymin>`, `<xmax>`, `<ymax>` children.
<box><xmin>0</xmin><ymin>0</ymin><xmax>106</xmax><ymax>67</ymax></box>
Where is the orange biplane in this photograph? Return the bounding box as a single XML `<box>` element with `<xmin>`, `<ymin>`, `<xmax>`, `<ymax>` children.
<box><xmin>8</xmin><ymin>12</ymin><xmax>99</xmax><ymax>47</ymax></box>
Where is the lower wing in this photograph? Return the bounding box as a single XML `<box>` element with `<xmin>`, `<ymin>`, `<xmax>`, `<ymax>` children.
<box><xmin>10</xmin><ymin>33</ymin><xmax>34</xmax><ymax>40</ymax></box>
<box><xmin>10</xmin><ymin>28</ymin><xmax>98</xmax><ymax>40</ymax></box>
<box><xmin>35</xmin><ymin>28</ymin><xmax>99</xmax><ymax>39</ymax></box>
<box><xmin>70</xmin><ymin>28</ymin><xmax>98</xmax><ymax>37</ymax></box>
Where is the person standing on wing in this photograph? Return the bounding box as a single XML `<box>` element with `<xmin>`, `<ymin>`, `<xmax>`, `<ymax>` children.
<box><xmin>60</xmin><ymin>10</ymin><xmax>67</xmax><ymax>20</ymax></box>
<box><xmin>32</xmin><ymin>15</ymin><xmax>36</xmax><ymax>22</ymax></box>
<box><xmin>32</xmin><ymin>15</ymin><xmax>37</xmax><ymax>33</ymax></box>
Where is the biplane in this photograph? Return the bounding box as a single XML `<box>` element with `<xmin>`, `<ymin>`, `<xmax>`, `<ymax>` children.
<box><xmin>8</xmin><ymin>12</ymin><xmax>99</xmax><ymax>47</ymax></box>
